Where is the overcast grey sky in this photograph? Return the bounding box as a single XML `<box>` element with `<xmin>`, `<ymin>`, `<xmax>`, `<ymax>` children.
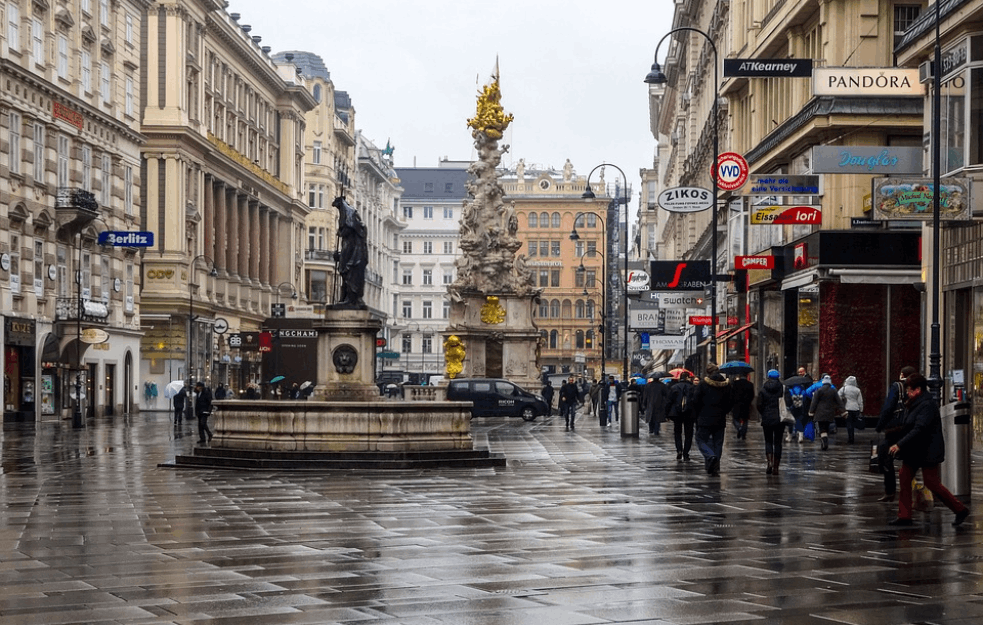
<box><xmin>229</xmin><ymin>0</ymin><xmax>674</xmax><ymax>198</ymax></box>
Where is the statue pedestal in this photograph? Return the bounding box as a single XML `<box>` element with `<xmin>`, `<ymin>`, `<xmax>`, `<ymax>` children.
<box><xmin>312</xmin><ymin>308</ymin><xmax>382</xmax><ymax>401</ymax></box>
<box><xmin>447</xmin><ymin>291</ymin><xmax>540</xmax><ymax>390</ymax></box>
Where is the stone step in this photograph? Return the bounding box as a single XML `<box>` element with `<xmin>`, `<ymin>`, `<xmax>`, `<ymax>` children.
<box><xmin>162</xmin><ymin>447</ymin><xmax>506</xmax><ymax>471</ymax></box>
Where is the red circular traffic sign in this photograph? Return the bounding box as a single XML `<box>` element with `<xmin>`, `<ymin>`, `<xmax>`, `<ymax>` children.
<box><xmin>714</xmin><ymin>152</ymin><xmax>749</xmax><ymax>191</ymax></box>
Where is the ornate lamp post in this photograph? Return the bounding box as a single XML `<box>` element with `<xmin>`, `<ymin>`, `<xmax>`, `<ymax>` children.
<box><xmin>928</xmin><ymin>0</ymin><xmax>942</xmax><ymax>400</ymax></box>
<box><xmin>570</xmin><ymin>218</ymin><xmax>606</xmax><ymax>381</ymax></box>
<box><xmin>645</xmin><ymin>27</ymin><xmax>721</xmax><ymax>360</ymax></box>
<box><xmin>581</xmin><ymin>164</ymin><xmax>630</xmax><ymax>383</ymax></box>
<box><xmin>188</xmin><ymin>254</ymin><xmax>217</xmax><ymax>391</ymax></box>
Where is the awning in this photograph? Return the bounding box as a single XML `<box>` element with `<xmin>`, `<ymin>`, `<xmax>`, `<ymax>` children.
<box><xmin>719</xmin><ymin>322</ymin><xmax>754</xmax><ymax>342</ymax></box>
<box><xmin>826</xmin><ymin>268</ymin><xmax>921</xmax><ymax>284</ymax></box>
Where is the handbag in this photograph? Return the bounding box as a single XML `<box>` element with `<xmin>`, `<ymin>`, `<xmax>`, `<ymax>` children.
<box><xmin>912</xmin><ymin>478</ymin><xmax>934</xmax><ymax>512</ymax></box>
<box><xmin>779</xmin><ymin>400</ymin><xmax>795</xmax><ymax>426</ymax></box>
<box><xmin>868</xmin><ymin>440</ymin><xmax>881</xmax><ymax>473</ymax></box>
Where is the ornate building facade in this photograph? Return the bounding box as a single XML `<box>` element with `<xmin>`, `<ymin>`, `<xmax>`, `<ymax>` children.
<box><xmin>1</xmin><ymin>0</ymin><xmax>148</xmax><ymax>421</ymax></box>
<box><xmin>138</xmin><ymin>0</ymin><xmax>315</xmax><ymax>401</ymax></box>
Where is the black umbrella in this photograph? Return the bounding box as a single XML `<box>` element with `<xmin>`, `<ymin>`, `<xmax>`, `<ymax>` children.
<box><xmin>783</xmin><ymin>375</ymin><xmax>812</xmax><ymax>387</ymax></box>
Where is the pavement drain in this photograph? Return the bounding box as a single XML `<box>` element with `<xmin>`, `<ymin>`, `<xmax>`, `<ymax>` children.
<box><xmin>492</xmin><ymin>589</ymin><xmax>547</xmax><ymax>597</ymax></box>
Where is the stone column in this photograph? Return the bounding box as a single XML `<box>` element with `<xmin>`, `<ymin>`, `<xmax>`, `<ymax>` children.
<box><xmin>214</xmin><ymin>180</ymin><xmax>227</xmax><ymax>276</ymax></box>
<box><xmin>268</xmin><ymin>212</ymin><xmax>279</xmax><ymax>285</ymax></box>
<box><xmin>259</xmin><ymin>206</ymin><xmax>270</xmax><ymax>287</ymax></box>
<box><xmin>237</xmin><ymin>194</ymin><xmax>249</xmax><ymax>279</ymax></box>
<box><xmin>226</xmin><ymin>189</ymin><xmax>239</xmax><ymax>280</ymax></box>
<box><xmin>249</xmin><ymin>199</ymin><xmax>260</xmax><ymax>283</ymax></box>
<box><xmin>203</xmin><ymin>174</ymin><xmax>215</xmax><ymax>263</ymax></box>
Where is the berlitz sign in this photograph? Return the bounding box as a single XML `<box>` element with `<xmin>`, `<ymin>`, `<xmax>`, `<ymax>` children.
<box><xmin>813</xmin><ymin>68</ymin><xmax>921</xmax><ymax>96</ymax></box>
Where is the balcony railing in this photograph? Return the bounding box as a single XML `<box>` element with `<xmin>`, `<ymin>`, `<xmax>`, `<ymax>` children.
<box><xmin>305</xmin><ymin>249</ymin><xmax>336</xmax><ymax>262</ymax></box>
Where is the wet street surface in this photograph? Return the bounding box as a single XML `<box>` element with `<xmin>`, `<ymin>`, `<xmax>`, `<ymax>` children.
<box><xmin>1</xmin><ymin>409</ymin><xmax>981</xmax><ymax>624</ymax></box>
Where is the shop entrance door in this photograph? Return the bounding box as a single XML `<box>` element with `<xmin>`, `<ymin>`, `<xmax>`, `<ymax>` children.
<box><xmin>104</xmin><ymin>363</ymin><xmax>115</xmax><ymax>416</ymax></box>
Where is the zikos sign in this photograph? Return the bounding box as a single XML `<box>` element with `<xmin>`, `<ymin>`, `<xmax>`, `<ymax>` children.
<box><xmin>735</xmin><ymin>255</ymin><xmax>775</xmax><ymax>270</ymax></box>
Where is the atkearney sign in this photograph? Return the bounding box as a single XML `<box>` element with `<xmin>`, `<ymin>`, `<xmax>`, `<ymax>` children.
<box><xmin>812</xmin><ymin>146</ymin><xmax>923</xmax><ymax>175</ymax></box>
<box><xmin>724</xmin><ymin>58</ymin><xmax>813</xmax><ymax>78</ymax></box>
<box><xmin>813</xmin><ymin>68</ymin><xmax>921</xmax><ymax>96</ymax></box>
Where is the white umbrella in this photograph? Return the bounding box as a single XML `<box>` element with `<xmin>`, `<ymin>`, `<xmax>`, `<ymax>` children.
<box><xmin>163</xmin><ymin>380</ymin><xmax>186</xmax><ymax>399</ymax></box>
<box><xmin>300</xmin><ymin>381</ymin><xmax>313</xmax><ymax>390</ymax></box>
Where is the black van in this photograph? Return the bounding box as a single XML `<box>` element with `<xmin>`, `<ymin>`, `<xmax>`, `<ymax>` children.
<box><xmin>445</xmin><ymin>378</ymin><xmax>548</xmax><ymax>421</ymax></box>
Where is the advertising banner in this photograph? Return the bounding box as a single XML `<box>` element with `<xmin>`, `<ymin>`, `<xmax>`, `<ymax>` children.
<box><xmin>724</xmin><ymin>58</ymin><xmax>813</xmax><ymax>77</ymax></box>
<box><xmin>649</xmin><ymin>260</ymin><xmax>710</xmax><ymax>290</ymax></box>
<box><xmin>811</xmin><ymin>146</ymin><xmax>923</xmax><ymax>175</ymax></box>
<box><xmin>872</xmin><ymin>177</ymin><xmax>971</xmax><ymax>220</ymax></box>
<box><xmin>813</xmin><ymin>68</ymin><xmax>921</xmax><ymax>96</ymax></box>
<box><xmin>750</xmin><ymin>205</ymin><xmax>822</xmax><ymax>225</ymax></box>
<box><xmin>747</xmin><ymin>175</ymin><xmax>820</xmax><ymax>195</ymax></box>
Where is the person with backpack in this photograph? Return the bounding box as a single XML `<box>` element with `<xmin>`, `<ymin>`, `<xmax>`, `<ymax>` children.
<box><xmin>786</xmin><ymin>367</ymin><xmax>812</xmax><ymax>443</ymax></box>
<box><xmin>875</xmin><ymin>365</ymin><xmax>917</xmax><ymax>502</ymax></box>
<box><xmin>809</xmin><ymin>375</ymin><xmax>846</xmax><ymax>451</ymax></box>
<box><xmin>667</xmin><ymin>372</ymin><xmax>696</xmax><ymax>460</ymax></box>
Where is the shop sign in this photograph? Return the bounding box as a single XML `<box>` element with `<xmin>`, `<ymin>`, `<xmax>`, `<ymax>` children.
<box><xmin>689</xmin><ymin>316</ymin><xmax>712</xmax><ymax>326</ymax></box>
<box><xmin>647</xmin><ymin>335</ymin><xmax>687</xmax><ymax>350</ymax></box>
<box><xmin>625</xmin><ymin>269</ymin><xmax>650</xmax><ymax>291</ymax></box>
<box><xmin>872</xmin><ymin>177</ymin><xmax>971</xmax><ymax>220</ymax></box>
<box><xmin>4</xmin><ymin>317</ymin><xmax>35</xmax><ymax>346</ymax></box>
<box><xmin>649</xmin><ymin>260</ymin><xmax>710</xmax><ymax>290</ymax></box>
<box><xmin>80</xmin><ymin>328</ymin><xmax>110</xmax><ymax>344</ymax></box>
<box><xmin>724</xmin><ymin>58</ymin><xmax>813</xmax><ymax>77</ymax></box>
<box><xmin>750</xmin><ymin>205</ymin><xmax>822</xmax><ymax>225</ymax></box>
<box><xmin>735</xmin><ymin>255</ymin><xmax>775</xmax><ymax>270</ymax></box>
<box><xmin>747</xmin><ymin>175</ymin><xmax>820</xmax><ymax>196</ymax></box>
<box><xmin>813</xmin><ymin>68</ymin><xmax>921</xmax><ymax>96</ymax></box>
<box><xmin>53</xmin><ymin>101</ymin><xmax>83</xmax><ymax>129</ymax></box>
<box><xmin>657</xmin><ymin>186</ymin><xmax>713</xmax><ymax>212</ymax></box>
<box><xmin>715</xmin><ymin>152</ymin><xmax>750</xmax><ymax>192</ymax></box>
<box><xmin>811</xmin><ymin>146</ymin><xmax>922</xmax><ymax>175</ymax></box>
<box><xmin>649</xmin><ymin>291</ymin><xmax>705</xmax><ymax>309</ymax></box>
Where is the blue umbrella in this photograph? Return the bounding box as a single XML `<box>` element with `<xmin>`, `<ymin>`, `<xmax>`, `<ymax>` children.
<box><xmin>719</xmin><ymin>361</ymin><xmax>754</xmax><ymax>375</ymax></box>
<box><xmin>269</xmin><ymin>375</ymin><xmax>286</xmax><ymax>384</ymax></box>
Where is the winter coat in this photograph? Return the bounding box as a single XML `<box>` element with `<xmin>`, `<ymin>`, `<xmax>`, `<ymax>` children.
<box><xmin>877</xmin><ymin>381</ymin><xmax>906</xmax><ymax>433</ymax></box>
<box><xmin>173</xmin><ymin>388</ymin><xmax>187</xmax><ymax>409</ymax></box>
<box><xmin>785</xmin><ymin>384</ymin><xmax>809</xmax><ymax>418</ymax></box>
<box><xmin>541</xmin><ymin>383</ymin><xmax>555</xmax><ymax>408</ymax></box>
<box><xmin>642</xmin><ymin>379</ymin><xmax>669</xmax><ymax>424</ymax></box>
<box><xmin>194</xmin><ymin>386</ymin><xmax>213</xmax><ymax>416</ymax></box>
<box><xmin>755</xmin><ymin>378</ymin><xmax>785</xmax><ymax>427</ymax></box>
<box><xmin>838</xmin><ymin>376</ymin><xmax>864</xmax><ymax>412</ymax></box>
<box><xmin>895</xmin><ymin>391</ymin><xmax>945</xmax><ymax>467</ymax></box>
<box><xmin>559</xmin><ymin>381</ymin><xmax>580</xmax><ymax>407</ymax></box>
<box><xmin>666</xmin><ymin>379</ymin><xmax>695</xmax><ymax>421</ymax></box>
<box><xmin>691</xmin><ymin>374</ymin><xmax>733</xmax><ymax>429</ymax></box>
<box><xmin>604</xmin><ymin>381</ymin><xmax>623</xmax><ymax>403</ymax></box>
<box><xmin>809</xmin><ymin>384</ymin><xmax>844</xmax><ymax>423</ymax></box>
<box><xmin>731</xmin><ymin>378</ymin><xmax>755</xmax><ymax>420</ymax></box>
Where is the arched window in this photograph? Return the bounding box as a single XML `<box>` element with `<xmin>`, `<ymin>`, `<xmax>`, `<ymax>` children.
<box><xmin>528</xmin><ymin>212</ymin><xmax>538</xmax><ymax>228</ymax></box>
<box><xmin>549</xmin><ymin>329</ymin><xmax>558</xmax><ymax>349</ymax></box>
<box><xmin>575</xmin><ymin>300</ymin><xmax>585</xmax><ymax>318</ymax></box>
<box><xmin>586</xmin><ymin>329</ymin><xmax>595</xmax><ymax>349</ymax></box>
<box><xmin>312</xmin><ymin>84</ymin><xmax>322</xmax><ymax>103</ymax></box>
<box><xmin>549</xmin><ymin>299</ymin><xmax>560</xmax><ymax>318</ymax></box>
<box><xmin>540</xmin><ymin>212</ymin><xmax>549</xmax><ymax>227</ymax></box>
<box><xmin>539</xmin><ymin>299</ymin><xmax>549</xmax><ymax>317</ymax></box>
<box><xmin>551</xmin><ymin>212</ymin><xmax>561</xmax><ymax>228</ymax></box>
<box><xmin>586</xmin><ymin>299</ymin><xmax>596</xmax><ymax>318</ymax></box>
<box><xmin>574</xmin><ymin>213</ymin><xmax>585</xmax><ymax>228</ymax></box>
<box><xmin>576</xmin><ymin>330</ymin><xmax>585</xmax><ymax>349</ymax></box>
<box><xmin>561</xmin><ymin>299</ymin><xmax>572</xmax><ymax>319</ymax></box>
<box><xmin>540</xmin><ymin>329</ymin><xmax>548</xmax><ymax>345</ymax></box>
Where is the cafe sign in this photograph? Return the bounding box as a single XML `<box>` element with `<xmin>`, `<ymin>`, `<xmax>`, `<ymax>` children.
<box><xmin>872</xmin><ymin>177</ymin><xmax>971</xmax><ymax>221</ymax></box>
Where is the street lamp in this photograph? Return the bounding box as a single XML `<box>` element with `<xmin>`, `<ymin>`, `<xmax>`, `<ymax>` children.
<box><xmin>188</xmin><ymin>254</ymin><xmax>217</xmax><ymax>391</ymax></box>
<box><xmin>576</xmin><ymin>255</ymin><xmax>606</xmax><ymax>382</ymax></box>
<box><xmin>570</xmin><ymin>224</ymin><xmax>607</xmax><ymax>381</ymax></box>
<box><xmin>581</xmin><ymin>164</ymin><xmax>631</xmax><ymax>383</ymax></box>
<box><xmin>646</xmin><ymin>27</ymin><xmax>721</xmax><ymax>361</ymax></box>
<box><xmin>274</xmin><ymin>281</ymin><xmax>298</xmax><ymax>306</ymax></box>
<box><xmin>928</xmin><ymin>0</ymin><xmax>942</xmax><ymax>401</ymax></box>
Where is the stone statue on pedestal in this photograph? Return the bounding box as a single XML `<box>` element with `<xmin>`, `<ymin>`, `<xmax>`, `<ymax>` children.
<box><xmin>331</xmin><ymin>196</ymin><xmax>368</xmax><ymax>309</ymax></box>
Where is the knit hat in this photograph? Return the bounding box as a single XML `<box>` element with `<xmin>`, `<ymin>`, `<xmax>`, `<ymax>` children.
<box><xmin>767</xmin><ymin>369</ymin><xmax>781</xmax><ymax>379</ymax></box>
<box><xmin>821</xmin><ymin>375</ymin><xmax>832</xmax><ymax>385</ymax></box>
<box><xmin>706</xmin><ymin>363</ymin><xmax>719</xmax><ymax>375</ymax></box>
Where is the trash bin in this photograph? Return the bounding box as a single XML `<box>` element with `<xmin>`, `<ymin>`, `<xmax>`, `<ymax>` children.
<box><xmin>598</xmin><ymin>401</ymin><xmax>607</xmax><ymax>428</ymax></box>
<box><xmin>621</xmin><ymin>389</ymin><xmax>640</xmax><ymax>438</ymax></box>
<box><xmin>941</xmin><ymin>401</ymin><xmax>972</xmax><ymax>500</ymax></box>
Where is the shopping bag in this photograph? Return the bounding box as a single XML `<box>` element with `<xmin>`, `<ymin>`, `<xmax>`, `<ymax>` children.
<box><xmin>803</xmin><ymin>421</ymin><xmax>815</xmax><ymax>441</ymax></box>
<box><xmin>912</xmin><ymin>479</ymin><xmax>934</xmax><ymax>512</ymax></box>
<box><xmin>868</xmin><ymin>441</ymin><xmax>880</xmax><ymax>473</ymax></box>
<box><xmin>779</xmin><ymin>401</ymin><xmax>796</xmax><ymax>426</ymax></box>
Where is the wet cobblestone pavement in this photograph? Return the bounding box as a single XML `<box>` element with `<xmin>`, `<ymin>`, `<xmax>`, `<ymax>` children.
<box><xmin>1</xmin><ymin>409</ymin><xmax>981</xmax><ymax>624</ymax></box>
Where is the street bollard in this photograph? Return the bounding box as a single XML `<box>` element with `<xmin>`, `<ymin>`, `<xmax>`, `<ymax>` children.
<box><xmin>621</xmin><ymin>389</ymin><xmax>640</xmax><ymax>438</ymax></box>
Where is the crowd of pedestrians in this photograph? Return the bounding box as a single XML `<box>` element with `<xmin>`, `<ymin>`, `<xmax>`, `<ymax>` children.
<box><xmin>541</xmin><ymin>361</ymin><xmax>970</xmax><ymax>530</ymax></box>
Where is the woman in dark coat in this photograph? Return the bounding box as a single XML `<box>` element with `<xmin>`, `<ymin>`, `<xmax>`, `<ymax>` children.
<box><xmin>667</xmin><ymin>373</ymin><xmax>696</xmax><ymax>461</ymax></box>
<box><xmin>756</xmin><ymin>369</ymin><xmax>786</xmax><ymax>475</ymax></box>
<box><xmin>691</xmin><ymin>363</ymin><xmax>734</xmax><ymax>476</ymax></box>
<box><xmin>888</xmin><ymin>373</ymin><xmax>969</xmax><ymax>527</ymax></box>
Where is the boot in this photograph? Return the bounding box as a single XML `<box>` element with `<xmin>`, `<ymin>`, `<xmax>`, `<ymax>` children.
<box><xmin>772</xmin><ymin>455</ymin><xmax>780</xmax><ymax>474</ymax></box>
<box><xmin>766</xmin><ymin>453</ymin><xmax>774</xmax><ymax>475</ymax></box>
<box><xmin>797</xmin><ymin>432</ymin><xmax>804</xmax><ymax>444</ymax></box>
<box><xmin>821</xmin><ymin>435</ymin><xmax>829</xmax><ymax>451</ymax></box>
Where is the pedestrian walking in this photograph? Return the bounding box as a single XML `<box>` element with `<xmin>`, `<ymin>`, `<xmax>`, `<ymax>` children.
<box><xmin>559</xmin><ymin>376</ymin><xmax>580</xmax><ymax>430</ymax></box>
<box><xmin>642</xmin><ymin>376</ymin><xmax>669</xmax><ymax>436</ymax></box>
<box><xmin>756</xmin><ymin>369</ymin><xmax>786</xmax><ymax>475</ymax></box>
<box><xmin>875</xmin><ymin>365</ymin><xmax>917</xmax><ymax>502</ymax></box>
<box><xmin>667</xmin><ymin>372</ymin><xmax>696</xmax><ymax>461</ymax></box>
<box><xmin>172</xmin><ymin>385</ymin><xmax>187</xmax><ymax>424</ymax></box>
<box><xmin>731</xmin><ymin>374</ymin><xmax>755</xmax><ymax>440</ymax></box>
<box><xmin>692</xmin><ymin>363</ymin><xmax>734</xmax><ymax>476</ymax></box>
<box><xmin>888</xmin><ymin>373</ymin><xmax>970</xmax><ymax>528</ymax></box>
<box><xmin>604</xmin><ymin>375</ymin><xmax>622</xmax><ymax>425</ymax></box>
<box><xmin>838</xmin><ymin>375</ymin><xmax>865</xmax><ymax>443</ymax></box>
<box><xmin>588</xmin><ymin>379</ymin><xmax>602</xmax><ymax>417</ymax></box>
<box><xmin>786</xmin><ymin>367</ymin><xmax>812</xmax><ymax>442</ymax></box>
<box><xmin>194</xmin><ymin>381</ymin><xmax>214</xmax><ymax>445</ymax></box>
<box><xmin>541</xmin><ymin>380</ymin><xmax>555</xmax><ymax>416</ymax></box>
<box><xmin>214</xmin><ymin>383</ymin><xmax>228</xmax><ymax>400</ymax></box>
<box><xmin>808</xmin><ymin>375</ymin><xmax>845</xmax><ymax>451</ymax></box>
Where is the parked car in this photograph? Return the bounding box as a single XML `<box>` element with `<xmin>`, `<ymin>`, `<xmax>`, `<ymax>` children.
<box><xmin>445</xmin><ymin>378</ymin><xmax>548</xmax><ymax>421</ymax></box>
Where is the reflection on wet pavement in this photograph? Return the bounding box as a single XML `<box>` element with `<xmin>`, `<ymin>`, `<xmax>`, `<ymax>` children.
<box><xmin>0</xmin><ymin>409</ymin><xmax>980</xmax><ymax>624</ymax></box>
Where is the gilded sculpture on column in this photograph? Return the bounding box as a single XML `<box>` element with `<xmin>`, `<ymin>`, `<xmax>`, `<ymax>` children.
<box><xmin>443</xmin><ymin>335</ymin><xmax>466</xmax><ymax>379</ymax></box>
